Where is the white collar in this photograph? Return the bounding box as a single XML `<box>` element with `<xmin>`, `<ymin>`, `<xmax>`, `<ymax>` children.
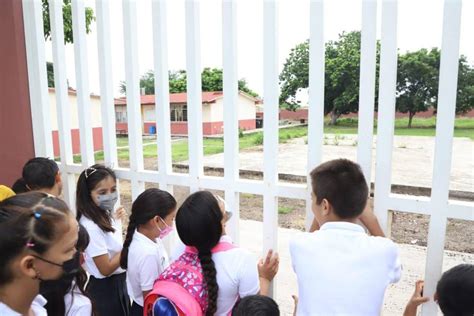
<box><xmin>133</xmin><ymin>230</ymin><xmax>158</xmax><ymax>246</ymax></box>
<box><xmin>32</xmin><ymin>295</ymin><xmax>47</xmax><ymax>307</ymax></box>
<box><xmin>219</xmin><ymin>234</ymin><xmax>233</xmax><ymax>243</ymax></box>
<box><xmin>319</xmin><ymin>221</ymin><xmax>365</xmax><ymax>233</ymax></box>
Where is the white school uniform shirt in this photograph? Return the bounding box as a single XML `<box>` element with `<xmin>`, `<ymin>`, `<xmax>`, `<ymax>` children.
<box><xmin>80</xmin><ymin>215</ymin><xmax>125</xmax><ymax>278</ymax></box>
<box><xmin>126</xmin><ymin>230</ymin><xmax>170</xmax><ymax>306</ymax></box>
<box><xmin>172</xmin><ymin>235</ymin><xmax>260</xmax><ymax>316</ymax></box>
<box><xmin>31</xmin><ymin>295</ymin><xmax>48</xmax><ymax>316</ymax></box>
<box><xmin>0</xmin><ymin>295</ymin><xmax>47</xmax><ymax>316</ymax></box>
<box><xmin>0</xmin><ymin>302</ymin><xmax>21</xmax><ymax>316</ymax></box>
<box><xmin>64</xmin><ymin>284</ymin><xmax>93</xmax><ymax>316</ymax></box>
<box><xmin>289</xmin><ymin>221</ymin><xmax>402</xmax><ymax>316</ymax></box>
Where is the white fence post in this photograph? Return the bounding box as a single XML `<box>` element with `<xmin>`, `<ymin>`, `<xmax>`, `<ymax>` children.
<box><xmin>22</xmin><ymin>0</ymin><xmax>54</xmax><ymax>158</ymax></box>
<box><xmin>306</xmin><ymin>0</ymin><xmax>325</xmax><ymax>231</ymax></box>
<box><xmin>374</xmin><ymin>0</ymin><xmax>398</xmax><ymax>235</ymax></box>
<box><xmin>223</xmin><ymin>0</ymin><xmax>240</xmax><ymax>243</ymax></box>
<box><xmin>123</xmin><ymin>0</ymin><xmax>145</xmax><ymax>201</ymax></box>
<box><xmin>357</xmin><ymin>0</ymin><xmax>377</xmax><ymax>185</ymax></box>
<box><xmin>49</xmin><ymin>0</ymin><xmax>77</xmax><ymax>209</ymax></box>
<box><xmin>422</xmin><ymin>1</ymin><xmax>462</xmax><ymax>314</ymax></box>
<box><xmin>72</xmin><ymin>0</ymin><xmax>95</xmax><ymax>167</ymax></box>
<box><xmin>185</xmin><ymin>0</ymin><xmax>204</xmax><ymax>193</ymax></box>
<box><xmin>263</xmin><ymin>0</ymin><xmax>279</xmax><ymax>297</ymax></box>
<box><xmin>96</xmin><ymin>0</ymin><xmax>119</xmax><ymax>168</ymax></box>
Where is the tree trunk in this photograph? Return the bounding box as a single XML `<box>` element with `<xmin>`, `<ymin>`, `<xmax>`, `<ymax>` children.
<box><xmin>408</xmin><ymin>112</ymin><xmax>415</xmax><ymax>128</ymax></box>
<box><xmin>330</xmin><ymin>110</ymin><xmax>338</xmax><ymax>126</ymax></box>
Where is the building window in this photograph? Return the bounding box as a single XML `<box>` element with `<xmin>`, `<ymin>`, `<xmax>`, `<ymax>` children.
<box><xmin>116</xmin><ymin>110</ymin><xmax>127</xmax><ymax>123</ymax></box>
<box><xmin>170</xmin><ymin>105</ymin><xmax>188</xmax><ymax>122</ymax></box>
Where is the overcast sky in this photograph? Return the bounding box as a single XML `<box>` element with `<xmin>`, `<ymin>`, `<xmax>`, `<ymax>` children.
<box><xmin>44</xmin><ymin>0</ymin><xmax>474</xmax><ymax>101</ymax></box>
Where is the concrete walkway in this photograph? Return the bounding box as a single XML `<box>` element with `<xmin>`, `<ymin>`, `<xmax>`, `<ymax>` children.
<box><xmin>195</xmin><ymin>135</ymin><xmax>473</xmax><ymax>192</ymax></box>
<box><xmin>235</xmin><ymin>219</ymin><xmax>474</xmax><ymax>316</ymax></box>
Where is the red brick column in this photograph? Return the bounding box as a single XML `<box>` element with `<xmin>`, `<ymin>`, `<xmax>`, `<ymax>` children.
<box><xmin>0</xmin><ymin>0</ymin><xmax>35</xmax><ymax>186</ymax></box>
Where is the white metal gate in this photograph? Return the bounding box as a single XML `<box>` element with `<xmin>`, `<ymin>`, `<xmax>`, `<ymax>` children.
<box><xmin>22</xmin><ymin>0</ymin><xmax>473</xmax><ymax>314</ymax></box>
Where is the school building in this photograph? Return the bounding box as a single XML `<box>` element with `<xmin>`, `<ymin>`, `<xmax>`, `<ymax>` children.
<box><xmin>114</xmin><ymin>91</ymin><xmax>260</xmax><ymax>136</ymax></box>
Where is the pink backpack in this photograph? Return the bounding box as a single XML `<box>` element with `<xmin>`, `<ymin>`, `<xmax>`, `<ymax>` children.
<box><xmin>144</xmin><ymin>242</ymin><xmax>236</xmax><ymax>316</ymax></box>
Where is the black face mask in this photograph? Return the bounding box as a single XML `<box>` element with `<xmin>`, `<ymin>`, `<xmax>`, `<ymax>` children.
<box><xmin>35</xmin><ymin>252</ymin><xmax>81</xmax><ymax>295</ymax></box>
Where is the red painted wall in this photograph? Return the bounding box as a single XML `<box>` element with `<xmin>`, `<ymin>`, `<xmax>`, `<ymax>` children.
<box><xmin>117</xmin><ymin>120</ymin><xmax>256</xmax><ymax>136</ymax></box>
<box><xmin>279</xmin><ymin>108</ymin><xmax>474</xmax><ymax>121</ymax></box>
<box><xmin>0</xmin><ymin>0</ymin><xmax>35</xmax><ymax>186</ymax></box>
<box><xmin>52</xmin><ymin>128</ymin><xmax>104</xmax><ymax>157</ymax></box>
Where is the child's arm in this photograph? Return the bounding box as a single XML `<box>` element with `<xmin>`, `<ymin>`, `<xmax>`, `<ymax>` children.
<box><xmin>403</xmin><ymin>280</ymin><xmax>430</xmax><ymax>316</ymax></box>
<box><xmin>358</xmin><ymin>197</ymin><xmax>385</xmax><ymax>237</ymax></box>
<box><xmin>257</xmin><ymin>250</ymin><xmax>279</xmax><ymax>296</ymax></box>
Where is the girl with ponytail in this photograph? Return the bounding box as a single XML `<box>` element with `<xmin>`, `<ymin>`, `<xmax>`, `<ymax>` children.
<box><xmin>120</xmin><ymin>188</ymin><xmax>177</xmax><ymax>316</ymax></box>
<box><xmin>168</xmin><ymin>191</ymin><xmax>279</xmax><ymax>316</ymax></box>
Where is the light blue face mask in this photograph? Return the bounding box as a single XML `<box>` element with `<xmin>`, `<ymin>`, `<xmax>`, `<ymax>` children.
<box><xmin>96</xmin><ymin>191</ymin><xmax>118</xmax><ymax>211</ymax></box>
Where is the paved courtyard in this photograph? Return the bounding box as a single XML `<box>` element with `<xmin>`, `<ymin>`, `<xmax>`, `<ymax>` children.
<box><xmin>196</xmin><ymin>135</ymin><xmax>473</xmax><ymax>192</ymax></box>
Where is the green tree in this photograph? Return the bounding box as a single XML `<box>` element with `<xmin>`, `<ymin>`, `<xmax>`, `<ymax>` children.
<box><xmin>454</xmin><ymin>59</ymin><xmax>474</xmax><ymax>115</ymax></box>
<box><xmin>396</xmin><ymin>49</ymin><xmax>474</xmax><ymax>127</ymax></box>
<box><xmin>43</xmin><ymin>0</ymin><xmax>95</xmax><ymax>87</ymax></box>
<box><xmin>430</xmin><ymin>55</ymin><xmax>474</xmax><ymax>116</ymax></box>
<box><xmin>279</xmin><ymin>31</ymin><xmax>379</xmax><ymax>125</ymax></box>
<box><xmin>396</xmin><ymin>48</ymin><xmax>440</xmax><ymax>128</ymax></box>
<box><xmin>119</xmin><ymin>67</ymin><xmax>259</xmax><ymax>97</ymax></box>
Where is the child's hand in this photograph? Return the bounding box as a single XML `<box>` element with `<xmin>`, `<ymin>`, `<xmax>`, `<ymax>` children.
<box><xmin>114</xmin><ymin>206</ymin><xmax>127</xmax><ymax>222</ymax></box>
<box><xmin>403</xmin><ymin>280</ymin><xmax>430</xmax><ymax>316</ymax></box>
<box><xmin>292</xmin><ymin>295</ymin><xmax>299</xmax><ymax>316</ymax></box>
<box><xmin>258</xmin><ymin>249</ymin><xmax>279</xmax><ymax>281</ymax></box>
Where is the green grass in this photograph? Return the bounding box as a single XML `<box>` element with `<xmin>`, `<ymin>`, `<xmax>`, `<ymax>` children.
<box><xmin>278</xmin><ymin>206</ymin><xmax>293</xmax><ymax>214</ymax></box>
<box><xmin>75</xmin><ymin>117</ymin><xmax>472</xmax><ymax>164</ymax></box>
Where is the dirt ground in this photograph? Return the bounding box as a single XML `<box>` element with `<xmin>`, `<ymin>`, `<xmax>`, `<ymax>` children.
<box><xmin>116</xmin><ymin>158</ymin><xmax>474</xmax><ymax>254</ymax></box>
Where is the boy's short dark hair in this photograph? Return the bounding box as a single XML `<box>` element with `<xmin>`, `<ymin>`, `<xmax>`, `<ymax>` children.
<box><xmin>436</xmin><ymin>264</ymin><xmax>474</xmax><ymax>316</ymax></box>
<box><xmin>22</xmin><ymin>157</ymin><xmax>59</xmax><ymax>190</ymax></box>
<box><xmin>310</xmin><ymin>159</ymin><xmax>368</xmax><ymax>219</ymax></box>
<box><xmin>232</xmin><ymin>295</ymin><xmax>280</xmax><ymax>316</ymax></box>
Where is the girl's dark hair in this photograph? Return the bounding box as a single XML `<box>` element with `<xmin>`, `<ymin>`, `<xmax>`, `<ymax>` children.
<box><xmin>120</xmin><ymin>188</ymin><xmax>177</xmax><ymax>269</ymax></box>
<box><xmin>12</xmin><ymin>178</ymin><xmax>29</xmax><ymax>194</ymax></box>
<box><xmin>0</xmin><ymin>192</ymin><xmax>71</xmax><ymax>284</ymax></box>
<box><xmin>76</xmin><ymin>164</ymin><xmax>116</xmax><ymax>233</ymax></box>
<box><xmin>44</xmin><ymin>224</ymin><xmax>96</xmax><ymax>316</ymax></box>
<box><xmin>176</xmin><ymin>191</ymin><xmax>223</xmax><ymax>316</ymax></box>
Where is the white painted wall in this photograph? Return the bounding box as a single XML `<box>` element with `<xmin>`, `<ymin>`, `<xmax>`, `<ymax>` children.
<box><xmin>48</xmin><ymin>89</ymin><xmax>102</xmax><ymax>130</ymax></box>
<box><xmin>208</xmin><ymin>94</ymin><xmax>256</xmax><ymax>122</ymax></box>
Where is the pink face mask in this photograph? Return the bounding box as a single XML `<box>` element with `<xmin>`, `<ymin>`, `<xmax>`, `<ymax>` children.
<box><xmin>157</xmin><ymin>217</ymin><xmax>173</xmax><ymax>239</ymax></box>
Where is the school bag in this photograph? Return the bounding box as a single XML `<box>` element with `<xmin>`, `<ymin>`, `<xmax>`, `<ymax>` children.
<box><xmin>144</xmin><ymin>241</ymin><xmax>236</xmax><ymax>316</ymax></box>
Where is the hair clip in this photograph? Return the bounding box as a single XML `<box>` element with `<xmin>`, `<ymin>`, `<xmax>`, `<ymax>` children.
<box><xmin>26</xmin><ymin>242</ymin><xmax>35</xmax><ymax>248</ymax></box>
<box><xmin>33</xmin><ymin>211</ymin><xmax>42</xmax><ymax>219</ymax></box>
<box><xmin>85</xmin><ymin>167</ymin><xmax>97</xmax><ymax>179</ymax></box>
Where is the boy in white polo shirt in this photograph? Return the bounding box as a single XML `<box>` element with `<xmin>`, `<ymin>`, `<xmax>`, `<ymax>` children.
<box><xmin>290</xmin><ymin>159</ymin><xmax>401</xmax><ymax>316</ymax></box>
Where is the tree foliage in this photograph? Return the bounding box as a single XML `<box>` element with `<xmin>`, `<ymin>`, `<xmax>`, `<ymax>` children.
<box><xmin>396</xmin><ymin>48</ymin><xmax>440</xmax><ymax>127</ymax></box>
<box><xmin>119</xmin><ymin>67</ymin><xmax>259</xmax><ymax>97</ymax></box>
<box><xmin>279</xmin><ymin>31</ymin><xmax>379</xmax><ymax>124</ymax></box>
<box><xmin>280</xmin><ymin>31</ymin><xmax>474</xmax><ymax>126</ymax></box>
<box><xmin>43</xmin><ymin>0</ymin><xmax>94</xmax><ymax>87</ymax></box>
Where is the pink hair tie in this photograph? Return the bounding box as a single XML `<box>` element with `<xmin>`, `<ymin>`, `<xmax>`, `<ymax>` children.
<box><xmin>26</xmin><ymin>242</ymin><xmax>35</xmax><ymax>248</ymax></box>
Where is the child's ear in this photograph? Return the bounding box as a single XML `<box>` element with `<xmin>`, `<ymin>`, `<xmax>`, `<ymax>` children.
<box><xmin>55</xmin><ymin>171</ymin><xmax>62</xmax><ymax>184</ymax></box>
<box><xmin>321</xmin><ymin>198</ymin><xmax>331</xmax><ymax>216</ymax></box>
<box><xmin>19</xmin><ymin>255</ymin><xmax>39</xmax><ymax>279</ymax></box>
